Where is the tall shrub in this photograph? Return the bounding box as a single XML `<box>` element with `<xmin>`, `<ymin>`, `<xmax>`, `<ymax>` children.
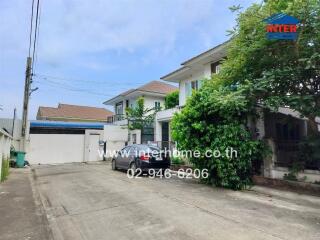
<box><xmin>171</xmin><ymin>80</ymin><xmax>265</xmax><ymax>190</ymax></box>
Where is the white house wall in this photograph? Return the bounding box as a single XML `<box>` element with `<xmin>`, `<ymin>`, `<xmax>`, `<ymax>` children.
<box><xmin>143</xmin><ymin>95</ymin><xmax>165</xmax><ymax>111</ymax></box>
<box><xmin>179</xmin><ymin>63</ymin><xmax>211</xmax><ymax>106</ymax></box>
<box><xmin>113</xmin><ymin>96</ymin><xmax>165</xmax><ymax>114</ymax></box>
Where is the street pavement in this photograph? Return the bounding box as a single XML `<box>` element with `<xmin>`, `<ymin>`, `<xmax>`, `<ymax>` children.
<box><xmin>1</xmin><ymin>163</ymin><xmax>320</xmax><ymax>240</ymax></box>
<box><xmin>0</xmin><ymin>168</ymin><xmax>52</xmax><ymax>240</ymax></box>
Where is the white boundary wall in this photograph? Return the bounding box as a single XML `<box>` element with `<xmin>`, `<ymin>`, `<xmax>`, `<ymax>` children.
<box><xmin>0</xmin><ymin>129</ymin><xmax>12</xmax><ymax>175</ymax></box>
<box><xmin>104</xmin><ymin>125</ymin><xmax>128</xmax><ymax>159</ymax></box>
<box><xmin>28</xmin><ymin>129</ymin><xmax>104</xmax><ymax>165</ymax></box>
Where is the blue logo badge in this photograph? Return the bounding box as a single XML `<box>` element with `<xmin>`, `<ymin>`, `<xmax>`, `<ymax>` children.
<box><xmin>263</xmin><ymin>13</ymin><xmax>300</xmax><ymax>40</ymax></box>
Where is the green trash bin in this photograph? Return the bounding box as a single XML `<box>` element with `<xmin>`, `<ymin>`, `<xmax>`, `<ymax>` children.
<box><xmin>16</xmin><ymin>151</ymin><xmax>26</xmax><ymax>168</ymax></box>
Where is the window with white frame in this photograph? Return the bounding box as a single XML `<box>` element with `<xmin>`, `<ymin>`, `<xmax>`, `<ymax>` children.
<box><xmin>154</xmin><ymin>101</ymin><xmax>161</xmax><ymax>110</ymax></box>
<box><xmin>115</xmin><ymin>102</ymin><xmax>123</xmax><ymax>115</ymax></box>
<box><xmin>185</xmin><ymin>80</ymin><xmax>203</xmax><ymax>98</ymax></box>
<box><xmin>211</xmin><ymin>61</ymin><xmax>221</xmax><ymax>74</ymax></box>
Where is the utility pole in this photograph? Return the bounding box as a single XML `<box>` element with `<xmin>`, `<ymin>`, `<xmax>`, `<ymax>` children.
<box><xmin>21</xmin><ymin>57</ymin><xmax>32</xmax><ymax>148</ymax></box>
<box><xmin>12</xmin><ymin>107</ymin><xmax>16</xmax><ymax>137</ymax></box>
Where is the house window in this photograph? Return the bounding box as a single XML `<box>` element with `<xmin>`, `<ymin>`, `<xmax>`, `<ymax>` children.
<box><xmin>185</xmin><ymin>80</ymin><xmax>200</xmax><ymax>98</ymax></box>
<box><xmin>211</xmin><ymin>61</ymin><xmax>221</xmax><ymax>74</ymax></box>
<box><xmin>125</xmin><ymin>100</ymin><xmax>129</xmax><ymax>109</ymax></box>
<box><xmin>155</xmin><ymin>101</ymin><xmax>161</xmax><ymax>110</ymax></box>
<box><xmin>115</xmin><ymin>102</ymin><xmax>123</xmax><ymax>115</ymax></box>
<box><xmin>191</xmin><ymin>80</ymin><xmax>198</xmax><ymax>90</ymax></box>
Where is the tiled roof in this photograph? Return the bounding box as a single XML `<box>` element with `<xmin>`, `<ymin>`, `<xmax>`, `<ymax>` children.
<box><xmin>37</xmin><ymin>103</ymin><xmax>113</xmax><ymax>122</ymax></box>
<box><xmin>104</xmin><ymin>81</ymin><xmax>178</xmax><ymax>104</ymax></box>
<box><xmin>137</xmin><ymin>80</ymin><xmax>177</xmax><ymax>94</ymax></box>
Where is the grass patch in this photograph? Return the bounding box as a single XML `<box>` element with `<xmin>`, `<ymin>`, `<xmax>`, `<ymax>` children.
<box><xmin>1</xmin><ymin>156</ymin><xmax>10</xmax><ymax>182</ymax></box>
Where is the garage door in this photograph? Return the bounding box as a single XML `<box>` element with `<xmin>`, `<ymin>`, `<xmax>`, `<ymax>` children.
<box><xmin>28</xmin><ymin>134</ymin><xmax>85</xmax><ymax>164</ymax></box>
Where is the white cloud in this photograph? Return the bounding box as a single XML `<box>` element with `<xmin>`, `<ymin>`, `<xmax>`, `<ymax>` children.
<box><xmin>34</xmin><ymin>0</ymin><xmax>217</xmax><ymax>61</ymax></box>
<box><xmin>0</xmin><ymin>0</ymin><xmax>258</xmax><ymax>118</ymax></box>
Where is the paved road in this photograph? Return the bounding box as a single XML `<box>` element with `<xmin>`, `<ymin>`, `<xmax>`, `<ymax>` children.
<box><xmin>32</xmin><ymin>163</ymin><xmax>320</xmax><ymax>240</ymax></box>
<box><xmin>0</xmin><ymin>169</ymin><xmax>52</xmax><ymax>240</ymax></box>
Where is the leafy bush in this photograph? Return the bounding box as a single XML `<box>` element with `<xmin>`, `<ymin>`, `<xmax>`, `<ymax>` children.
<box><xmin>1</xmin><ymin>156</ymin><xmax>10</xmax><ymax>182</ymax></box>
<box><xmin>164</xmin><ymin>91</ymin><xmax>179</xmax><ymax>109</ymax></box>
<box><xmin>171</xmin><ymin>156</ymin><xmax>185</xmax><ymax>165</ymax></box>
<box><xmin>171</xmin><ymin>80</ymin><xmax>266</xmax><ymax>190</ymax></box>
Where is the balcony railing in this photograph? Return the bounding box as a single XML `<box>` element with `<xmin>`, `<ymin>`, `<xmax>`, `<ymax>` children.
<box><xmin>156</xmin><ymin>106</ymin><xmax>182</xmax><ymax>121</ymax></box>
<box><xmin>107</xmin><ymin>114</ymin><xmax>125</xmax><ymax>123</ymax></box>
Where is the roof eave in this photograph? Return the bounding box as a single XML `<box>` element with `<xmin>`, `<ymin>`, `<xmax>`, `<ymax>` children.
<box><xmin>181</xmin><ymin>41</ymin><xmax>229</xmax><ymax>66</ymax></box>
<box><xmin>160</xmin><ymin>67</ymin><xmax>191</xmax><ymax>82</ymax></box>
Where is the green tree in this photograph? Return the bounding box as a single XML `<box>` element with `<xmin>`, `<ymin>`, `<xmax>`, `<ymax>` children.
<box><xmin>125</xmin><ymin>97</ymin><xmax>156</xmax><ymax>130</ymax></box>
<box><xmin>222</xmin><ymin>0</ymin><xmax>320</xmax><ymax>134</ymax></box>
<box><xmin>171</xmin><ymin>0</ymin><xmax>320</xmax><ymax>189</ymax></box>
<box><xmin>164</xmin><ymin>91</ymin><xmax>179</xmax><ymax>109</ymax></box>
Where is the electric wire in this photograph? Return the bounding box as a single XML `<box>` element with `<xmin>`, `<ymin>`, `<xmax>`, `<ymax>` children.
<box><xmin>33</xmin><ymin>0</ymin><xmax>42</xmax><ymax>75</ymax></box>
<box><xmin>34</xmin><ymin>73</ymin><xmax>147</xmax><ymax>86</ymax></box>
<box><xmin>31</xmin><ymin>0</ymin><xmax>40</xmax><ymax>76</ymax></box>
<box><xmin>28</xmin><ymin>0</ymin><xmax>35</xmax><ymax>58</ymax></box>
<box><xmin>33</xmin><ymin>79</ymin><xmax>114</xmax><ymax>97</ymax></box>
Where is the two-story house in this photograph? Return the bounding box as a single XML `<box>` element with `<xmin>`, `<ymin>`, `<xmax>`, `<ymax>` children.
<box><xmin>154</xmin><ymin>42</ymin><xmax>227</xmax><ymax>147</ymax></box>
<box><xmin>103</xmin><ymin>80</ymin><xmax>178</xmax><ymax>143</ymax></box>
<box><xmin>156</xmin><ymin>41</ymin><xmax>320</xmax><ymax>182</ymax></box>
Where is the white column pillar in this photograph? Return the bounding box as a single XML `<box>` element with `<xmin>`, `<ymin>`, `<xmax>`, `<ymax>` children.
<box><xmin>155</xmin><ymin>121</ymin><xmax>162</xmax><ymax>142</ymax></box>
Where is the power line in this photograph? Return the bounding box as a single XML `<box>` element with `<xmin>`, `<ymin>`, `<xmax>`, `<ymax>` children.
<box><xmin>31</xmin><ymin>0</ymin><xmax>40</xmax><ymax>75</ymax></box>
<box><xmin>34</xmin><ymin>73</ymin><xmax>147</xmax><ymax>86</ymax></box>
<box><xmin>33</xmin><ymin>79</ymin><xmax>113</xmax><ymax>97</ymax></box>
<box><xmin>28</xmin><ymin>0</ymin><xmax>35</xmax><ymax>58</ymax></box>
<box><xmin>35</xmin><ymin>73</ymin><xmax>101</xmax><ymax>84</ymax></box>
<box><xmin>33</xmin><ymin>0</ymin><xmax>42</xmax><ymax>74</ymax></box>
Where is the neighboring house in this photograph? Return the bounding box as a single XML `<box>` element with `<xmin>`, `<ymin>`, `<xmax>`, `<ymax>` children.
<box><xmin>155</xmin><ymin>41</ymin><xmax>320</xmax><ymax>182</ymax></box>
<box><xmin>155</xmin><ymin>42</ymin><xmax>227</xmax><ymax>148</ymax></box>
<box><xmin>103</xmin><ymin>80</ymin><xmax>178</xmax><ymax>126</ymax></box>
<box><xmin>37</xmin><ymin>103</ymin><xmax>113</xmax><ymax>123</ymax></box>
<box><xmin>103</xmin><ymin>80</ymin><xmax>177</xmax><ymax>145</ymax></box>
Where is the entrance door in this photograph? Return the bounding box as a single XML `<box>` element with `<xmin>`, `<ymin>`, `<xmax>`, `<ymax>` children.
<box><xmin>88</xmin><ymin>134</ymin><xmax>100</xmax><ymax>162</ymax></box>
<box><xmin>161</xmin><ymin>122</ymin><xmax>169</xmax><ymax>150</ymax></box>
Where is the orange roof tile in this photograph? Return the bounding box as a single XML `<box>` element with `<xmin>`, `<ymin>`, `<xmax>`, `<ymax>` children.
<box><xmin>37</xmin><ymin>103</ymin><xmax>113</xmax><ymax>122</ymax></box>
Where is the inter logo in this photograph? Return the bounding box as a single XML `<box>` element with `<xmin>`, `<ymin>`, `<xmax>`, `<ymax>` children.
<box><xmin>263</xmin><ymin>13</ymin><xmax>300</xmax><ymax>40</ymax></box>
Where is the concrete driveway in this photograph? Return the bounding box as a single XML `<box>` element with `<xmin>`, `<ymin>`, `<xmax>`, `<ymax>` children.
<box><xmin>32</xmin><ymin>163</ymin><xmax>320</xmax><ymax>240</ymax></box>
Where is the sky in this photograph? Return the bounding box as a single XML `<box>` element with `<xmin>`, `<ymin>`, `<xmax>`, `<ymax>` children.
<box><xmin>0</xmin><ymin>0</ymin><xmax>259</xmax><ymax>120</ymax></box>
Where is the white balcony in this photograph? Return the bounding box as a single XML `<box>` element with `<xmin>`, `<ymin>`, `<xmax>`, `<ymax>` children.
<box><xmin>107</xmin><ymin>114</ymin><xmax>128</xmax><ymax>126</ymax></box>
<box><xmin>156</xmin><ymin>107</ymin><xmax>181</xmax><ymax>122</ymax></box>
